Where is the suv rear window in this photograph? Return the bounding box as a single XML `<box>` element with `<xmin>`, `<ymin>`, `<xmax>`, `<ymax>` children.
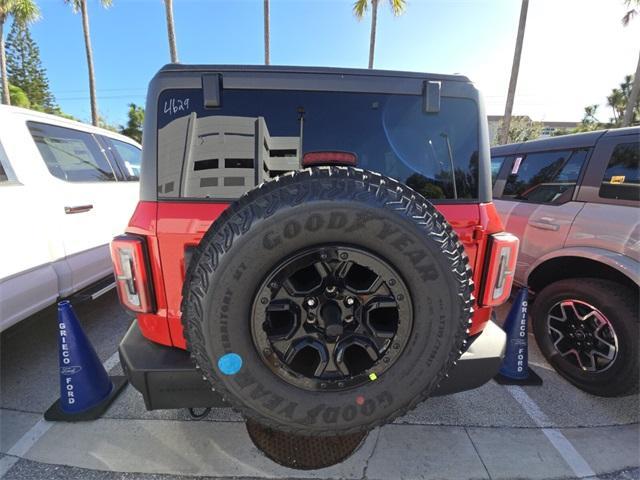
<box><xmin>501</xmin><ymin>149</ymin><xmax>588</xmax><ymax>204</ymax></box>
<box><xmin>0</xmin><ymin>141</ymin><xmax>9</xmax><ymax>183</ymax></box>
<box><xmin>103</xmin><ymin>137</ymin><xmax>141</xmax><ymax>181</ymax></box>
<box><xmin>28</xmin><ymin>122</ymin><xmax>116</xmax><ymax>182</ymax></box>
<box><xmin>599</xmin><ymin>141</ymin><xmax>639</xmax><ymax>202</ymax></box>
<box><xmin>156</xmin><ymin>89</ymin><xmax>480</xmax><ymax>200</ymax></box>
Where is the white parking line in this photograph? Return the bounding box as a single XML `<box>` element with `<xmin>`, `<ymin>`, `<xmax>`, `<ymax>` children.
<box><xmin>505</xmin><ymin>385</ymin><xmax>596</xmax><ymax>478</ymax></box>
<box><xmin>102</xmin><ymin>350</ymin><xmax>121</xmax><ymax>372</ymax></box>
<box><xmin>0</xmin><ymin>419</ymin><xmax>52</xmax><ymax>477</ymax></box>
<box><xmin>0</xmin><ymin>351</ymin><xmax>121</xmax><ymax>478</ymax></box>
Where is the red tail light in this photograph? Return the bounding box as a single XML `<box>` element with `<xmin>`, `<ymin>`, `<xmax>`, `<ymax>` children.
<box><xmin>480</xmin><ymin>232</ymin><xmax>519</xmax><ymax>307</ymax></box>
<box><xmin>302</xmin><ymin>151</ymin><xmax>357</xmax><ymax>167</ymax></box>
<box><xmin>110</xmin><ymin>235</ymin><xmax>155</xmax><ymax>313</ymax></box>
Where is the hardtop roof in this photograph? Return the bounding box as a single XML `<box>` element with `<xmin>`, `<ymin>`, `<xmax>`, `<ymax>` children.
<box><xmin>491</xmin><ymin>126</ymin><xmax>639</xmax><ymax>156</ymax></box>
<box><xmin>156</xmin><ymin>63</ymin><xmax>472</xmax><ymax>83</ymax></box>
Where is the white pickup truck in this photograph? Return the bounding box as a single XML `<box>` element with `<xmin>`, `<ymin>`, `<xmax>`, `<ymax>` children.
<box><xmin>0</xmin><ymin>106</ymin><xmax>141</xmax><ymax>331</ymax></box>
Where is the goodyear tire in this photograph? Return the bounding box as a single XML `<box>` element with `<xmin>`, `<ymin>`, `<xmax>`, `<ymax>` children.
<box><xmin>182</xmin><ymin>166</ymin><xmax>473</xmax><ymax>435</ymax></box>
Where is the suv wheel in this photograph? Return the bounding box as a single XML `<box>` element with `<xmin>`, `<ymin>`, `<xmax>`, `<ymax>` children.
<box><xmin>181</xmin><ymin>166</ymin><xmax>473</xmax><ymax>435</ymax></box>
<box><xmin>532</xmin><ymin>278</ymin><xmax>639</xmax><ymax>397</ymax></box>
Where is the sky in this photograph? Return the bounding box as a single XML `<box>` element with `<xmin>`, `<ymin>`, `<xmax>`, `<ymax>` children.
<box><xmin>16</xmin><ymin>0</ymin><xmax>640</xmax><ymax>126</ymax></box>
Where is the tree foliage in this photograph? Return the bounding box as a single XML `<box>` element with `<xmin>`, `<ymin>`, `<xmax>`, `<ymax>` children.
<box><xmin>622</xmin><ymin>0</ymin><xmax>640</xmax><ymax>25</ymax></box>
<box><xmin>493</xmin><ymin>116</ymin><xmax>543</xmax><ymax>145</ymax></box>
<box><xmin>606</xmin><ymin>74</ymin><xmax>639</xmax><ymax>126</ymax></box>
<box><xmin>64</xmin><ymin>0</ymin><xmax>112</xmax><ymax>13</ymax></box>
<box><xmin>0</xmin><ymin>0</ymin><xmax>39</xmax><ymax>25</ymax></box>
<box><xmin>6</xmin><ymin>20</ymin><xmax>56</xmax><ymax>112</ymax></box>
<box><xmin>553</xmin><ymin>73</ymin><xmax>640</xmax><ymax>138</ymax></box>
<box><xmin>8</xmin><ymin>82</ymin><xmax>28</xmax><ymax>106</ymax></box>
<box><xmin>0</xmin><ymin>0</ymin><xmax>40</xmax><ymax>105</ymax></box>
<box><xmin>97</xmin><ymin>115</ymin><xmax>118</xmax><ymax>132</ymax></box>
<box><xmin>353</xmin><ymin>0</ymin><xmax>406</xmax><ymax>17</ymax></box>
<box><xmin>119</xmin><ymin>103</ymin><xmax>144</xmax><ymax>143</ymax></box>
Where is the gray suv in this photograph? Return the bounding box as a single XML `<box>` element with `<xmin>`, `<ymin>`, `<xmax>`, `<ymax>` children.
<box><xmin>491</xmin><ymin>127</ymin><xmax>639</xmax><ymax>396</ymax></box>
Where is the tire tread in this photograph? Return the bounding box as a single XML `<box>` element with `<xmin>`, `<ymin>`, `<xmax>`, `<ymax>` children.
<box><xmin>181</xmin><ymin>166</ymin><xmax>474</xmax><ymax>434</ymax></box>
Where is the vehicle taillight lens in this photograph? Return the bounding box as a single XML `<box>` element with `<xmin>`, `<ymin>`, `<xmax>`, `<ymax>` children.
<box><xmin>302</xmin><ymin>151</ymin><xmax>357</xmax><ymax>167</ymax></box>
<box><xmin>480</xmin><ymin>232</ymin><xmax>520</xmax><ymax>307</ymax></box>
<box><xmin>110</xmin><ymin>235</ymin><xmax>154</xmax><ymax>313</ymax></box>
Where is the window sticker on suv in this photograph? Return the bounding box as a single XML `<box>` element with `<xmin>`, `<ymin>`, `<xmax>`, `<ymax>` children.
<box><xmin>156</xmin><ymin>88</ymin><xmax>480</xmax><ymax>201</ymax></box>
<box><xmin>511</xmin><ymin>156</ymin><xmax>523</xmax><ymax>174</ymax></box>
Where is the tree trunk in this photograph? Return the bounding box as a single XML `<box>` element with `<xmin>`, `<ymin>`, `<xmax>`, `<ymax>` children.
<box><xmin>164</xmin><ymin>0</ymin><xmax>178</xmax><ymax>63</ymax></box>
<box><xmin>622</xmin><ymin>52</ymin><xmax>640</xmax><ymax>127</ymax></box>
<box><xmin>499</xmin><ymin>0</ymin><xmax>529</xmax><ymax>145</ymax></box>
<box><xmin>0</xmin><ymin>17</ymin><xmax>10</xmax><ymax>105</ymax></box>
<box><xmin>264</xmin><ymin>0</ymin><xmax>270</xmax><ymax>65</ymax></box>
<box><xmin>368</xmin><ymin>0</ymin><xmax>378</xmax><ymax>69</ymax></box>
<box><xmin>80</xmin><ymin>0</ymin><xmax>98</xmax><ymax>126</ymax></box>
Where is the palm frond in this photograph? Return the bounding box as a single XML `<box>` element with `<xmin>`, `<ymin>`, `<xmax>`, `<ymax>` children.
<box><xmin>11</xmin><ymin>0</ymin><xmax>40</xmax><ymax>24</ymax></box>
<box><xmin>389</xmin><ymin>0</ymin><xmax>406</xmax><ymax>16</ymax></box>
<box><xmin>63</xmin><ymin>0</ymin><xmax>82</xmax><ymax>14</ymax></box>
<box><xmin>622</xmin><ymin>8</ymin><xmax>637</xmax><ymax>26</ymax></box>
<box><xmin>353</xmin><ymin>0</ymin><xmax>369</xmax><ymax>19</ymax></box>
<box><xmin>100</xmin><ymin>0</ymin><xmax>113</xmax><ymax>8</ymax></box>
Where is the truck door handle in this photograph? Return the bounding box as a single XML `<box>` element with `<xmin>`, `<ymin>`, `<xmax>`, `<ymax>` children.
<box><xmin>528</xmin><ymin>217</ymin><xmax>559</xmax><ymax>231</ymax></box>
<box><xmin>64</xmin><ymin>204</ymin><xmax>93</xmax><ymax>214</ymax></box>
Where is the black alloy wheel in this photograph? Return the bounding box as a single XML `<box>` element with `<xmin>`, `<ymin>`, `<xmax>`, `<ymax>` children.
<box><xmin>252</xmin><ymin>245</ymin><xmax>413</xmax><ymax>391</ymax></box>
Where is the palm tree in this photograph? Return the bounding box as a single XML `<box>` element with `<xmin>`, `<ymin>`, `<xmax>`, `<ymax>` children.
<box><xmin>498</xmin><ymin>0</ymin><xmax>529</xmax><ymax>145</ymax></box>
<box><xmin>263</xmin><ymin>0</ymin><xmax>269</xmax><ymax>65</ymax></box>
<box><xmin>622</xmin><ymin>0</ymin><xmax>639</xmax><ymax>25</ymax></box>
<box><xmin>65</xmin><ymin>0</ymin><xmax>111</xmax><ymax>126</ymax></box>
<box><xmin>622</xmin><ymin>0</ymin><xmax>639</xmax><ymax>126</ymax></box>
<box><xmin>353</xmin><ymin>0</ymin><xmax>406</xmax><ymax>69</ymax></box>
<box><xmin>607</xmin><ymin>88</ymin><xmax>625</xmax><ymax>124</ymax></box>
<box><xmin>0</xmin><ymin>0</ymin><xmax>40</xmax><ymax>105</ymax></box>
<box><xmin>164</xmin><ymin>0</ymin><xmax>178</xmax><ymax>63</ymax></box>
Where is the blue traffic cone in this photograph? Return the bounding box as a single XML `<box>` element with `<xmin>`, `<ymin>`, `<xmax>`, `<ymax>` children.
<box><xmin>44</xmin><ymin>301</ymin><xmax>127</xmax><ymax>421</ymax></box>
<box><xmin>494</xmin><ymin>288</ymin><xmax>542</xmax><ymax>386</ymax></box>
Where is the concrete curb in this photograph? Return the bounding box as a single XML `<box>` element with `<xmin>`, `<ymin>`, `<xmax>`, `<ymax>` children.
<box><xmin>1</xmin><ymin>410</ymin><xmax>637</xmax><ymax>480</ymax></box>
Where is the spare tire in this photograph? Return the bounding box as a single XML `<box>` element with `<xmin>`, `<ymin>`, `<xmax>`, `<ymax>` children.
<box><xmin>182</xmin><ymin>166</ymin><xmax>473</xmax><ymax>435</ymax></box>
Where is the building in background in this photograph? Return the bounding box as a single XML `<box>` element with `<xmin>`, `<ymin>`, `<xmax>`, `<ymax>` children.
<box><xmin>157</xmin><ymin>114</ymin><xmax>300</xmax><ymax>199</ymax></box>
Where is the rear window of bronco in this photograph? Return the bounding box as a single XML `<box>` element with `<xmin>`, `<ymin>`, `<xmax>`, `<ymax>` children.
<box><xmin>156</xmin><ymin>88</ymin><xmax>480</xmax><ymax>200</ymax></box>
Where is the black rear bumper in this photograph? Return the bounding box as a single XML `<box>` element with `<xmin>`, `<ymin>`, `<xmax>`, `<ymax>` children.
<box><xmin>119</xmin><ymin>319</ymin><xmax>506</xmax><ymax>410</ymax></box>
<box><xmin>118</xmin><ymin>323</ymin><xmax>228</xmax><ymax>410</ymax></box>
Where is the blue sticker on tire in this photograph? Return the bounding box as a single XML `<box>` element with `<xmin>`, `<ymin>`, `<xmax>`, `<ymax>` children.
<box><xmin>218</xmin><ymin>353</ymin><xmax>242</xmax><ymax>375</ymax></box>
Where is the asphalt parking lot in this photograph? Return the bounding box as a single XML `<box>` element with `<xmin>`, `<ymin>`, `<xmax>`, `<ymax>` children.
<box><xmin>0</xmin><ymin>291</ymin><xmax>638</xmax><ymax>480</ymax></box>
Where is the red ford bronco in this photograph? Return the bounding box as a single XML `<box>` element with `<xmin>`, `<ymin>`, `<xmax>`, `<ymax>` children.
<box><xmin>112</xmin><ymin>65</ymin><xmax>518</xmax><ymax>436</ymax></box>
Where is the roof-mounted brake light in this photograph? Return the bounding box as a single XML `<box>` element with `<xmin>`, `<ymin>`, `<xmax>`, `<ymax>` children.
<box><xmin>302</xmin><ymin>151</ymin><xmax>357</xmax><ymax>168</ymax></box>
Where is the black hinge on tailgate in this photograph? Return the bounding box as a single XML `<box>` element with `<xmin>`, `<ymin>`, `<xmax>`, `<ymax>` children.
<box><xmin>202</xmin><ymin>73</ymin><xmax>222</xmax><ymax>108</ymax></box>
<box><xmin>423</xmin><ymin>80</ymin><xmax>441</xmax><ymax>113</ymax></box>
